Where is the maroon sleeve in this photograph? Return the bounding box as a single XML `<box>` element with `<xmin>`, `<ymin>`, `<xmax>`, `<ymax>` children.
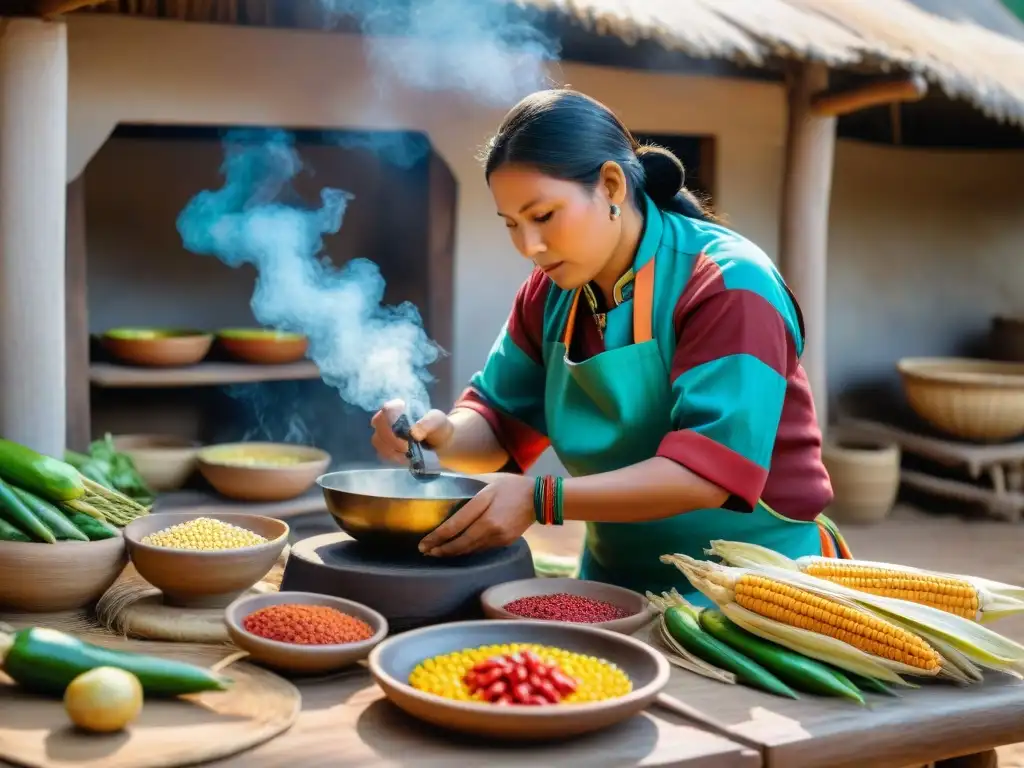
<box><xmin>453</xmin><ymin>269</ymin><xmax>551</xmax><ymax>472</ymax></box>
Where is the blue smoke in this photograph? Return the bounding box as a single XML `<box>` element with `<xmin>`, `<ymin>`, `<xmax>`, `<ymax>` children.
<box><xmin>320</xmin><ymin>0</ymin><xmax>559</xmax><ymax>106</ymax></box>
<box><xmin>177</xmin><ymin>129</ymin><xmax>441</xmax><ymax>418</ymax></box>
<box><xmin>326</xmin><ymin>130</ymin><xmax>431</xmax><ymax>170</ymax></box>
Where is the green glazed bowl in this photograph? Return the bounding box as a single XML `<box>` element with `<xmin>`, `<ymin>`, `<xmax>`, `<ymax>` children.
<box><xmin>216</xmin><ymin>328</ymin><xmax>309</xmax><ymax>365</ymax></box>
<box><xmin>100</xmin><ymin>328</ymin><xmax>214</xmax><ymax>367</ymax></box>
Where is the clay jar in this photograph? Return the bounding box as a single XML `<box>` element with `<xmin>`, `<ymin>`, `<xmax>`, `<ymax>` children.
<box><xmin>821</xmin><ymin>438</ymin><xmax>901</xmax><ymax>525</ymax></box>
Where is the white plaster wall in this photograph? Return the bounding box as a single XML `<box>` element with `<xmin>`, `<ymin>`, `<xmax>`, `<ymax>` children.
<box><xmin>65</xmin><ymin>15</ymin><xmax>787</xmax><ymax>408</ymax></box>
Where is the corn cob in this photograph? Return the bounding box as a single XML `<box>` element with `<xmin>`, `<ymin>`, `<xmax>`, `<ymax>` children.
<box><xmin>707</xmin><ymin>540</ymin><xmax>1024</xmax><ymax>624</ymax></box>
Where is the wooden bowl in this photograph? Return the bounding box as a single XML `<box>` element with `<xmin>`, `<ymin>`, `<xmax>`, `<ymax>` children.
<box><xmin>368</xmin><ymin>619</ymin><xmax>670</xmax><ymax>741</ymax></box>
<box><xmin>198</xmin><ymin>443</ymin><xmax>331</xmax><ymax>502</ymax></box>
<box><xmin>217</xmin><ymin>328</ymin><xmax>309</xmax><ymax>365</ymax></box>
<box><xmin>111</xmin><ymin>434</ymin><xmax>202</xmax><ymax>491</ymax></box>
<box><xmin>480</xmin><ymin>578</ymin><xmax>651</xmax><ymax>635</ymax></box>
<box><xmin>897</xmin><ymin>357</ymin><xmax>1024</xmax><ymax>442</ymax></box>
<box><xmin>101</xmin><ymin>328</ymin><xmax>214</xmax><ymax>367</ymax></box>
<box><xmin>224</xmin><ymin>591</ymin><xmax>388</xmax><ymax>675</ymax></box>
<box><xmin>0</xmin><ymin>536</ymin><xmax>127</xmax><ymax>612</ymax></box>
<box><xmin>124</xmin><ymin>512</ymin><xmax>288</xmax><ymax>608</ymax></box>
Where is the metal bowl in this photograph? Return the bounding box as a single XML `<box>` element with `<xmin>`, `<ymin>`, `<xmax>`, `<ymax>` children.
<box><xmin>318</xmin><ymin>468</ymin><xmax>487</xmax><ymax>553</ymax></box>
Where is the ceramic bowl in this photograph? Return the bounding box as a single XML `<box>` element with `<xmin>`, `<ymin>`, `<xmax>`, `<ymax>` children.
<box><xmin>369</xmin><ymin>619</ymin><xmax>670</xmax><ymax>741</ymax></box>
<box><xmin>101</xmin><ymin>328</ymin><xmax>214</xmax><ymax>367</ymax></box>
<box><xmin>224</xmin><ymin>591</ymin><xmax>388</xmax><ymax>674</ymax></box>
<box><xmin>217</xmin><ymin>328</ymin><xmax>309</xmax><ymax>365</ymax></box>
<box><xmin>111</xmin><ymin>434</ymin><xmax>202</xmax><ymax>491</ymax></box>
<box><xmin>124</xmin><ymin>512</ymin><xmax>289</xmax><ymax>608</ymax></box>
<box><xmin>480</xmin><ymin>577</ymin><xmax>651</xmax><ymax>635</ymax></box>
<box><xmin>198</xmin><ymin>442</ymin><xmax>331</xmax><ymax>502</ymax></box>
<box><xmin>0</xmin><ymin>536</ymin><xmax>127</xmax><ymax>612</ymax></box>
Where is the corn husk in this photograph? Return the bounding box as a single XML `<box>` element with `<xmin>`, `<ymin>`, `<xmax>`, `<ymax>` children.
<box><xmin>662</xmin><ymin>554</ymin><xmax>992</xmax><ymax>684</ymax></box>
<box><xmin>707</xmin><ymin>539</ymin><xmax>1024</xmax><ymax>623</ymax></box>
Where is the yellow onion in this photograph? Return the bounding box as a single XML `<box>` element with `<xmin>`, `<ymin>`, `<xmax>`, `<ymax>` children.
<box><xmin>64</xmin><ymin>667</ymin><xmax>144</xmax><ymax>733</ymax></box>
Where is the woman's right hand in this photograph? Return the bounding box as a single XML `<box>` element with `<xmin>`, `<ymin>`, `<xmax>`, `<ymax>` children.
<box><xmin>369</xmin><ymin>399</ymin><xmax>456</xmax><ymax>465</ymax></box>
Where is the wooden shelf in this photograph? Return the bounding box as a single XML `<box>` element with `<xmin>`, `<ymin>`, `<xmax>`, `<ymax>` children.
<box><xmin>152</xmin><ymin>487</ymin><xmax>328</xmax><ymax>519</ymax></box>
<box><xmin>90</xmin><ymin>361</ymin><xmax>322</xmax><ymax>388</ymax></box>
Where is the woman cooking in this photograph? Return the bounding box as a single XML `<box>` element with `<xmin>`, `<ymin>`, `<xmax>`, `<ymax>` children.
<box><xmin>370</xmin><ymin>88</ymin><xmax>848</xmax><ymax>601</ymax></box>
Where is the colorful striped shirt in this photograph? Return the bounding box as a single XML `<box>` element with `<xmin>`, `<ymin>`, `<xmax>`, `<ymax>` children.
<box><xmin>455</xmin><ymin>206</ymin><xmax>833</xmax><ymax>522</ymax></box>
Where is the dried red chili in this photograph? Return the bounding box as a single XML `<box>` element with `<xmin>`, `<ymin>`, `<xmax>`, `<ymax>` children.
<box><xmin>503</xmin><ymin>593</ymin><xmax>630</xmax><ymax>623</ymax></box>
<box><xmin>242</xmin><ymin>603</ymin><xmax>374</xmax><ymax>645</ymax></box>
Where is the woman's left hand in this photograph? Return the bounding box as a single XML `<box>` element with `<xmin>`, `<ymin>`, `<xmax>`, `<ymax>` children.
<box><xmin>418</xmin><ymin>474</ymin><xmax>535</xmax><ymax>557</ymax></box>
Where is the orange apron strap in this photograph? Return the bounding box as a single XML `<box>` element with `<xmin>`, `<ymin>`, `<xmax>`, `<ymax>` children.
<box><xmin>817</xmin><ymin>516</ymin><xmax>854</xmax><ymax>560</ymax></box>
<box><xmin>633</xmin><ymin>259</ymin><xmax>655</xmax><ymax>344</ymax></box>
<box><xmin>562</xmin><ymin>289</ymin><xmax>582</xmax><ymax>346</ymax></box>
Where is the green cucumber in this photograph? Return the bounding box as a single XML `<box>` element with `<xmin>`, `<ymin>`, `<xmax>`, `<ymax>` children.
<box><xmin>699</xmin><ymin>608</ymin><xmax>864</xmax><ymax>705</ymax></box>
<box><xmin>663</xmin><ymin>604</ymin><xmax>798</xmax><ymax>699</ymax></box>
<box><xmin>0</xmin><ymin>476</ymin><xmax>55</xmax><ymax>543</ymax></box>
<box><xmin>0</xmin><ymin>517</ymin><xmax>31</xmax><ymax>542</ymax></box>
<box><xmin>11</xmin><ymin>487</ymin><xmax>88</xmax><ymax>542</ymax></box>
<box><xmin>0</xmin><ymin>438</ymin><xmax>84</xmax><ymax>502</ymax></box>
<box><xmin>837</xmin><ymin>668</ymin><xmax>899</xmax><ymax>697</ymax></box>
<box><xmin>60</xmin><ymin>505</ymin><xmax>118</xmax><ymax>541</ymax></box>
<box><xmin>0</xmin><ymin>627</ymin><xmax>231</xmax><ymax>697</ymax></box>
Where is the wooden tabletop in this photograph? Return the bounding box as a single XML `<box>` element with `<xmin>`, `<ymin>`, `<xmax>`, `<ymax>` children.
<box><xmin>659</xmin><ymin>663</ymin><xmax>1024</xmax><ymax>768</ymax></box>
<box><xmin>204</xmin><ymin>666</ymin><xmax>762</xmax><ymax>768</ymax></box>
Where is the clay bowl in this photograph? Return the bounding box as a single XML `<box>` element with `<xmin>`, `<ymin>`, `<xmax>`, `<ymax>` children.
<box><xmin>0</xmin><ymin>536</ymin><xmax>127</xmax><ymax>612</ymax></box>
<box><xmin>123</xmin><ymin>512</ymin><xmax>288</xmax><ymax>608</ymax></box>
<box><xmin>216</xmin><ymin>328</ymin><xmax>309</xmax><ymax>365</ymax></box>
<box><xmin>480</xmin><ymin>578</ymin><xmax>651</xmax><ymax>635</ymax></box>
<box><xmin>369</xmin><ymin>619</ymin><xmax>670</xmax><ymax>741</ymax></box>
<box><xmin>198</xmin><ymin>442</ymin><xmax>331</xmax><ymax>502</ymax></box>
<box><xmin>224</xmin><ymin>591</ymin><xmax>388</xmax><ymax>675</ymax></box>
<box><xmin>111</xmin><ymin>434</ymin><xmax>202</xmax><ymax>491</ymax></box>
<box><xmin>319</xmin><ymin>468</ymin><xmax>486</xmax><ymax>553</ymax></box>
<box><xmin>101</xmin><ymin>328</ymin><xmax>213</xmax><ymax>367</ymax></box>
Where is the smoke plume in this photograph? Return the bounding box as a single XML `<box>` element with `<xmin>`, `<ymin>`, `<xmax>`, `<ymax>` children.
<box><xmin>177</xmin><ymin>129</ymin><xmax>441</xmax><ymax>418</ymax></box>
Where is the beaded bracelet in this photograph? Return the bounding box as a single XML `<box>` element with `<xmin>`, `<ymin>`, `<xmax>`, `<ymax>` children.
<box><xmin>532</xmin><ymin>475</ymin><xmax>564</xmax><ymax>526</ymax></box>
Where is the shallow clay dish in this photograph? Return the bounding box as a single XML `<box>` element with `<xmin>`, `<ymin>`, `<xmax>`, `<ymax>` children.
<box><xmin>217</xmin><ymin>328</ymin><xmax>309</xmax><ymax>365</ymax></box>
<box><xmin>198</xmin><ymin>442</ymin><xmax>331</xmax><ymax>502</ymax></box>
<box><xmin>124</xmin><ymin>512</ymin><xmax>288</xmax><ymax>609</ymax></box>
<box><xmin>101</xmin><ymin>328</ymin><xmax>214</xmax><ymax>367</ymax></box>
<box><xmin>111</xmin><ymin>434</ymin><xmax>202</xmax><ymax>491</ymax></box>
<box><xmin>224</xmin><ymin>591</ymin><xmax>389</xmax><ymax>674</ymax></box>
<box><xmin>480</xmin><ymin>577</ymin><xmax>651</xmax><ymax>635</ymax></box>
<box><xmin>369</xmin><ymin>619</ymin><xmax>669</xmax><ymax>741</ymax></box>
<box><xmin>0</xmin><ymin>536</ymin><xmax>127</xmax><ymax>612</ymax></box>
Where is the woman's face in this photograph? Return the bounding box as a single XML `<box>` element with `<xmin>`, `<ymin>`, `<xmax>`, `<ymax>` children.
<box><xmin>489</xmin><ymin>163</ymin><xmax>621</xmax><ymax>290</ymax></box>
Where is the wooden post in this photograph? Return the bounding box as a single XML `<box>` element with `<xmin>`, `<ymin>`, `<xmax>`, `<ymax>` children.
<box><xmin>778</xmin><ymin>62</ymin><xmax>836</xmax><ymax>429</ymax></box>
<box><xmin>65</xmin><ymin>175</ymin><xmax>91</xmax><ymax>451</ymax></box>
<box><xmin>0</xmin><ymin>18</ymin><xmax>69</xmax><ymax>456</ymax></box>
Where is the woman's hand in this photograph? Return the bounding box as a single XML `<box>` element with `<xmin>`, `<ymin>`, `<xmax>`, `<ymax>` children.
<box><xmin>370</xmin><ymin>399</ymin><xmax>456</xmax><ymax>464</ymax></box>
<box><xmin>418</xmin><ymin>474</ymin><xmax>535</xmax><ymax>557</ymax></box>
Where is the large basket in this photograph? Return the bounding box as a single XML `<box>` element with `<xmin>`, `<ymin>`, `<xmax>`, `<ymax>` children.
<box><xmin>897</xmin><ymin>357</ymin><xmax>1024</xmax><ymax>442</ymax></box>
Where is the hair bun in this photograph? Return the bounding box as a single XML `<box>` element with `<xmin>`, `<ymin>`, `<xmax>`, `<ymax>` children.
<box><xmin>636</xmin><ymin>145</ymin><xmax>685</xmax><ymax>205</ymax></box>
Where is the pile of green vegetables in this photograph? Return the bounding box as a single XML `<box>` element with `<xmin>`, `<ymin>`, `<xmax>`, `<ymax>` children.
<box><xmin>649</xmin><ymin>589</ymin><xmax>897</xmax><ymax>705</ymax></box>
<box><xmin>65</xmin><ymin>433</ymin><xmax>154</xmax><ymax>507</ymax></box>
<box><xmin>0</xmin><ymin>437</ymin><xmax>150</xmax><ymax>544</ymax></box>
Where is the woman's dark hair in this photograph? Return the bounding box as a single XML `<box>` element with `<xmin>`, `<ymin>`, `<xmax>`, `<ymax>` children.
<box><xmin>483</xmin><ymin>89</ymin><xmax>716</xmax><ymax>222</ymax></box>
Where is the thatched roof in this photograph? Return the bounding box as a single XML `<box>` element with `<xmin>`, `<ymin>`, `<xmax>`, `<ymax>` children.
<box><xmin>63</xmin><ymin>0</ymin><xmax>1024</xmax><ymax>128</ymax></box>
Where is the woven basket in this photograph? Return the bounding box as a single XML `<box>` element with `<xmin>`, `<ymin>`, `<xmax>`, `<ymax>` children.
<box><xmin>897</xmin><ymin>357</ymin><xmax>1024</xmax><ymax>442</ymax></box>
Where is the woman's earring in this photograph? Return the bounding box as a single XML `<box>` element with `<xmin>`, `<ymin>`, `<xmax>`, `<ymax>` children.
<box><xmin>609</xmin><ymin>204</ymin><xmax>621</xmax><ymax>221</ymax></box>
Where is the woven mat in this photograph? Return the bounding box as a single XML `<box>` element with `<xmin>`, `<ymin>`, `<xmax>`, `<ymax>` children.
<box><xmin>84</xmin><ymin>546</ymin><xmax>290</xmax><ymax>644</ymax></box>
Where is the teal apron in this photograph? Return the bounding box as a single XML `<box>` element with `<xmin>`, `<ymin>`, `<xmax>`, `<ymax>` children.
<box><xmin>541</xmin><ymin>253</ymin><xmax>842</xmax><ymax>604</ymax></box>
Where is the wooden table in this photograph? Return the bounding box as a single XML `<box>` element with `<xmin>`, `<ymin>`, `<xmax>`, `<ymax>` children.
<box><xmin>205</xmin><ymin>666</ymin><xmax>761</xmax><ymax>768</ymax></box>
<box><xmin>658</xmin><ymin>664</ymin><xmax>1024</xmax><ymax>768</ymax></box>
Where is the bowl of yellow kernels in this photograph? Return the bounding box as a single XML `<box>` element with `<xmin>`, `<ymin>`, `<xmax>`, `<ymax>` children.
<box><xmin>124</xmin><ymin>512</ymin><xmax>289</xmax><ymax>608</ymax></box>
<box><xmin>368</xmin><ymin>619</ymin><xmax>670</xmax><ymax>741</ymax></box>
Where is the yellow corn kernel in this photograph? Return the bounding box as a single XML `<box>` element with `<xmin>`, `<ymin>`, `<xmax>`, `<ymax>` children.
<box><xmin>407</xmin><ymin>643</ymin><xmax>632</xmax><ymax>704</ymax></box>
<box><xmin>141</xmin><ymin>517</ymin><xmax>268</xmax><ymax>551</ymax></box>
<box><xmin>802</xmin><ymin>561</ymin><xmax>980</xmax><ymax>620</ymax></box>
<box><xmin>734</xmin><ymin>574</ymin><xmax>942</xmax><ymax>673</ymax></box>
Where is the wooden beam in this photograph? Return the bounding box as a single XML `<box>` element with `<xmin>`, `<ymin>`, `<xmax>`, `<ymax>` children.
<box><xmin>810</xmin><ymin>75</ymin><xmax>928</xmax><ymax>118</ymax></box>
<box><xmin>65</xmin><ymin>175</ymin><xmax>91</xmax><ymax>451</ymax></box>
<box><xmin>34</xmin><ymin>0</ymin><xmax>104</xmax><ymax>18</ymax></box>
<box><xmin>778</xmin><ymin>62</ymin><xmax>836</xmax><ymax>429</ymax></box>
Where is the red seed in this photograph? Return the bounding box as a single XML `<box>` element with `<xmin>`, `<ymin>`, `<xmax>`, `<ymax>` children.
<box><xmin>513</xmin><ymin>682</ymin><xmax>533</xmax><ymax>704</ymax></box>
<box><xmin>485</xmin><ymin>680</ymin><xmax>508</xmax><ymax>701</ymax></box>
<box><xmin>502</xmin><ymin>593</ymin><xmax>631</xmax><ymax>623</ymax></box>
